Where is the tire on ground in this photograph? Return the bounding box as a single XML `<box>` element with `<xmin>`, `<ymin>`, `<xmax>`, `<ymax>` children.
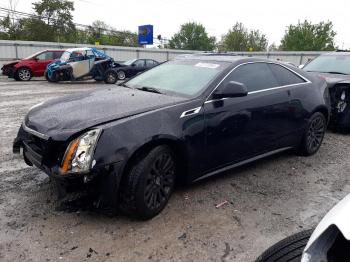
<box><xmin>297</xmin><ymin>111</ymin><xmax>326</xmax><ymax>156</ymax></box>
<box><xmin>104</xmin><ymin>70</ymin><xmax>118</xmax><ymax>84</ymax></box>
<box><xmin>117</xmin><ymin>70</ymin><xmax>126</xmax><ymax>80</ymax></box>
<box><xmin>255</xmin><ymin>229</ymin><xmax>313</xmax><ymax>262</ymax></box>
<box><xmin>45</xmin><ymin>70</ymin><xmax>60</xmax><ymax>83</ymax></box>
<box><xmin>119</xmin><ymin>145</ymin><xmax>177</xmax><ymax>220</ymax></box>
<box><xmin>15</xmin><ymin>67</ymin><xmax>32</xmax><ymax>81</ymax></box>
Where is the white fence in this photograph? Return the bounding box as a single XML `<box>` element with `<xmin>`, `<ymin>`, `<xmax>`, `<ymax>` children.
<box><xmin>0</xmin><ymin>39</ymin><xmax>325</xmax><ymax>67</ymax></box>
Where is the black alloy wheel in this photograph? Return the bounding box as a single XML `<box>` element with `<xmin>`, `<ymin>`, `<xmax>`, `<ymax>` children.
<box><xmin>104</xmin><ymin>71</ymin><xmax>118</xmax><ymax>84</ymax></box>
<box><xmin>306</xmin><ymin>114</ymin><xmax>326</xmax><ymax>154</ymax></box>
<box><xmin>144</xmin><ymin>152</ymin><xmax>175</xmax><ymax>210</ymax></box>
<box><xmin>119</xmin><ymin>145</ymin><xmax>177</xmax><ymax>220</ymax></box>
<box><xmin>298</xmin><ymin>112</ymin><xmax>326</xmax><ymax>156</ymax></box>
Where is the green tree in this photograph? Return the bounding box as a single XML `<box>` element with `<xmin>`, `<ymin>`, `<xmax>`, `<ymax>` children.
<box><xmin>220</xmin><ymin>22</ymin><xmax>268</xmax><ymax>51</ymax></box>
<box><xmin>32</xmin><ymin>0</ymin><xmax>76</xmax><ymax>42</ymax></box>
<box><xmin>169</xmin><ymin>22</ymin><xmax>216</xmax><ymax>51</ymax></box>
<box><xmin>85</xmin><ymin>20</ymin><xmax>138</xmax><ymax>47</ymax></box>
<box><xmin>0</xmin><ymin>0</ymin><xmax>76</xmax><ymax>42</ymax></box>
<box><xmin>280</xmin><ymin>20</ymin><xmax>336</xmax><ymax>51</ymax></box>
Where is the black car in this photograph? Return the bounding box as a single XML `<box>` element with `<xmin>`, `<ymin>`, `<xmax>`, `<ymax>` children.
<box><xmin>303</xmin><ymin>51</ymin><xmax>350</xmax><ymax>131</ymax></box>
<box><xmin>111</xmin><ymin>58</ymin><xmax>159</xmax><ymax>81</ymax></box>
<box><xmin>13</xmin><ymin>54</ymin><xmax>329</xmax><ymax>219</ymax></box>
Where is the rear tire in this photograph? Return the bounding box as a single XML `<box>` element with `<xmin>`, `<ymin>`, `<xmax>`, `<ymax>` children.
<box><xmin>104</xmin><ymin>70</ymin><xmax>118</xmax><ymax>84</ymax></box>
<box><xmin>297</xmin><ymin>112</ymin><xmax>326</xmax><ymax>156</ymax></box>
<box><xmin>255</xmin><ymin>229</ymin><xmax>313</xmax><ymax>262</ymax></box>
<box><xmin>119</xmin><ymin>145</ymin><xmax>177</xmax><ymax>220</ymax></box>
<box><xmin>15</xmin><ymin>67</ymin><xmax>32</xmax><ymax>81</ymax></box>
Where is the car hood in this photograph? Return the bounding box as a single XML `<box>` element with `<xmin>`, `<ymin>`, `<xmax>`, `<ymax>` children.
<box><xmin>2</xmin><ymin>60</ymin><xmax>20</xmax><ymax>68</ymax></box>
<box><xmin>24</xmin><ymin>87</ymin><xmax>187</xmax><ymax>140</ymax></box>
<box><xmin>308</xmin><ymin>72</ymin><xmax>350</xmax><ymax>87</ymax></box>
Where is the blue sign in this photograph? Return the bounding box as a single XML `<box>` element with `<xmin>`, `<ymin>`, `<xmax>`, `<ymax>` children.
<box><xmin>138</xmin><ymin>25</ymin><xmax>153</xmax><ymax>45</ymax></box>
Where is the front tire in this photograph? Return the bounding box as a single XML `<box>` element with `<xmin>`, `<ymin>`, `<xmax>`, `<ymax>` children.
<box><xmin>45</xmin><ymin>71</ymin><xmax>58</xmax><ymax>82</ymax></box>
<box><xmin>119</xmin><ymin>145</ymin><xmax>177</xmax><ymax>220</ymax></box>
<box><xmin>117</xmin><ymin>70</ymin><xmax>126</xmax><ymax>80</ymax></box>
<box><xmin>16</xmin><ymin>67</ymin><xmax>32</xmax><ymax>81</ymax></box>
<box><xmin>256</xmin><ymin>229</ymin><xmax>312</xmax><ymax>262</ymax></box>
<box><xmin>297</xmin><ymin>112</ymin><xmax>326</xmax><ymax>156</ymax></box>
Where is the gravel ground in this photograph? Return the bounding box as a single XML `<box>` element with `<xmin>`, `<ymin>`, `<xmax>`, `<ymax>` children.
<box><xmin>0</xmin><ymin>77</ymin><xmax>349</xmax><ymax>262</ymax></box>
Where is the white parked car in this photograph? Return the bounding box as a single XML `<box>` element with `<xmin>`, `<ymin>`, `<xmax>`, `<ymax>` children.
<box><xmin>256</xmin><ymin>194</ymin><xmax>350</xmax><ymax>261</ymax></box>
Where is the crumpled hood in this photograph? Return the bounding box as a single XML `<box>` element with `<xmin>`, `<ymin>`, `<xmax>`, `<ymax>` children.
<box><xmin>25</xmin><ymin>86</ymin><xmax>186</xmax><ymax>139</ymax></box>
<box><xmin>309</xmin><ymin>72</ymin><xmax>350</xmax><ymax>87</ymax></box>
<box><xmin>2</xmin><ymin>60</ymin><xmax>20</xmax><ymax>68</ymax></box>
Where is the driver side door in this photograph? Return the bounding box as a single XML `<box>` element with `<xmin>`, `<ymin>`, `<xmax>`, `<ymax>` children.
<box><xmin>130</xmin><ymin>59</ymin><xmax>146</xmax><ymax>76</ymax></box>
<box><xmin>32</xmin><ymin>51</ymin><xmax>54</xmax><ymax>76</ymax></box>
<box><xmin>199</xmin><ymin>62</ymin><xmax>293</xmax><ymax>176</ymax></box>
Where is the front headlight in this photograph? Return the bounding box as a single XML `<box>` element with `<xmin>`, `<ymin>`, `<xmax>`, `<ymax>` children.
<box><xmin>60</xmin><ymin>129</ymin><xmax>102</xmax><ymax>175</ymax></box>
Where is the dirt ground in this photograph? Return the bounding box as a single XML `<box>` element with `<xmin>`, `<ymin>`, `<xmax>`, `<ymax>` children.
<box><xmin>0</xmin><ymin>76</ymin><xmax>349</xmax><ymax>262</ymax></box>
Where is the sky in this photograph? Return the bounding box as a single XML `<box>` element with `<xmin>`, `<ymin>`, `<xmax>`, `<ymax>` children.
<box><xmin>1</xmin><ymin>0</ymin><xmax>350</xmax><ymax>49</ymax></box>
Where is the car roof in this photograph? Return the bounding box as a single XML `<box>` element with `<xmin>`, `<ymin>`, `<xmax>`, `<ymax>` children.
<box><xmin>175</xmin><ymin>53</ymin><xmax>273</xmax><ymax>63</ymax></box>
<box><xmin>65</xmin><ymin>47</ymin><xmax>92</xmax><ymax>52</ymax></box>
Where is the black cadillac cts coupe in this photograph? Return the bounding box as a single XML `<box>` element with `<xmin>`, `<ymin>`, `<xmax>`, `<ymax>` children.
<box><xmin>13</xmin><ymin>54</ymin><xmax>329</xmax><ymax>219</ymax></box>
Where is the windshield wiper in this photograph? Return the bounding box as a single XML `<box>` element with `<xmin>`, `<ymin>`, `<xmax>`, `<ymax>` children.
<box><xmin>136</xmin><ymin>86</ymin><xmax>163</xmax><ymax>94</ymax></box>
<box><xmin>119</xmin><ymin>83</ymin><xmax>131</xmax><ymax>88</ymax></box>
<box><xmin>323</xmin><ymin>71</ymin><xmax>348</xmax><ymax>75</ymax></box>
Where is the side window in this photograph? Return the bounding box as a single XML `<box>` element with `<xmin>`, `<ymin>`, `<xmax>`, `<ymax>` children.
<box><xmin>86</xmin><ymin>50</ymin><xmax>95</xmax><ymax>59</ymax></box>
<box><xmin>134</xmin><ymin>60</ymin><xmax>145</xmax><ymax>67</ymax></box>
<box><xmin>53</xmin><ymin>51</ymin><xmax>63</xmax><ymax>59</ymax></box>
<box><xmin>146</xmin><ymin>60</ymin><xmax>155</xmax><ymax>66</ymax></box>
<box><xmin>226</xmin><ymin>63</ymin><xmax>279</xmax><ymax>92</ymax></box>
<box><xmin>36</xmin><ymin>51</ymin><xmax>54</xmax><ymax>60</ymax></box>
<box><xmin>268</xmin><ymin>64</ymin><xmax>306</xmax><ymax>86</ymax></box>
<box><xmin>71</xmin><ymin>52</ymin><xmax>84</xmax><ymax>61</ymax></box>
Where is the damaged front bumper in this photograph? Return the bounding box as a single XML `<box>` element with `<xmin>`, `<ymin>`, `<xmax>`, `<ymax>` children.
<box><xmin>13</xmin><ymin>126</ymin><xmax>124</xmax><ymax>209</ymax></box>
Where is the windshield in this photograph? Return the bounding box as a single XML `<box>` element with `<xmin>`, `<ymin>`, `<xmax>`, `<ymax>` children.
<box><xmin>126</xmin><ymin>60</ymin><xmax>230</xmax><ymax>97</ymax></box>
<box><xmin>304</xmin><ymin>55</ymin><xmax>350</xmax><ymax>75</ymax></box>
<box><xmin>123</xmin><ymin>59</ymin><xmax>137</xmax><ymax>65</ymax></box>
<box><xmin>24</xmin><ymin>51</ymin><xmax>43</xmax><ymax>59</ymax></box>
<box><xmin>60</xmin><ymin>51</ymin><xmax>71</xmax><ymax>61</ymax></box>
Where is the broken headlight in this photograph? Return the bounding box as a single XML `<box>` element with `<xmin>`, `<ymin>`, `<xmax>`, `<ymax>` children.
<box><xmin>60</xmin><ymin>129</ymin><xmax>101</xmax><ymax>174</ymax></box>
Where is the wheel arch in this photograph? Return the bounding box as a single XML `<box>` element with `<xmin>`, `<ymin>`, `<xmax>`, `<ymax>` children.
<box><xmin>15</xmin><ymin>66</ymin><xmax>33</xmax><ymax>75</ymax></box>
<box><xmin>120</xmin><ymin>136</ymin><xmax>189</xmax><ymax>187</ymax></box>
<box><xmin>311</xmin><ymin>105</ymin><xmax>330</xmax><ymax>124</ymax></box>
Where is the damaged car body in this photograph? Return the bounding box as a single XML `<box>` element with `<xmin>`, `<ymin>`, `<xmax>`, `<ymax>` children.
<box><xmin>14</xmin><ymin>54</ymin><xmax>329</xmax><ymax>219</ymax></box>
<box><xmin>303</xmin><ymin>51</ymin><xmax>350</xmax><ymax>131</ymax></box>
<box><xmin>45</xmin><ymin>47</ymin><xmax>117</xmax><ymax>84</ymax></box>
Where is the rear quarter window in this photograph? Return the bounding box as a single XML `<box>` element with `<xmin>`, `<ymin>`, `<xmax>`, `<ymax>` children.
<box><xmin>268</xmin><ymin>64</ymin><xmax>306</xmax><ymax>86</ymax></box>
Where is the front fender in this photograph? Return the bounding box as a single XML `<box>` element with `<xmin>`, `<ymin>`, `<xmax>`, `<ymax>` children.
<box><xmin>302</xmin><ymin>193</ymin><xmax>350</xmax><ymax>261</ymax></box>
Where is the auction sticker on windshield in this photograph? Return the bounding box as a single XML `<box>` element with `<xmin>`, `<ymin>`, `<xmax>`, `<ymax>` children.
<box><xmin>195</xmin><ymin>62</ymin><xmax>220</xmax><ymax>69</ymax></box>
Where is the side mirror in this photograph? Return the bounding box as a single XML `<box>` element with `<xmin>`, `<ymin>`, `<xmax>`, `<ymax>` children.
<box><xmin>33</xmin><ymin>57</ymin><xmax>39</xmax><ymax>61</ymax></box>
<box><xmin>298</xmin><ymin>64</ymin><xmax>304</xmax><ymax>69</ymax></box>
<box><xmin>131</xmin><ymin>63</ymin><xmax>136</xmax><ymax>67</ymax></box>
<box><xmin>213</xmin><ymin>81</ymin><xmax>248</xmax><ymax>99</ymax></box>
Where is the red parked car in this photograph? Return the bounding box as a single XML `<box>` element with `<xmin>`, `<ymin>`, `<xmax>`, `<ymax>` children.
<box><xmin>1</xmin><ymin>49</ymin><xmax>64</xmax><ymax>81</ymax></box>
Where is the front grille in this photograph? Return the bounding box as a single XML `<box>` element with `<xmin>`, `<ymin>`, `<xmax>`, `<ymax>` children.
<box><xmin>19</xmin><ymin>125</ymin><xmax>68</xmax><ymax>169</ymax></box>
<box><xmin>25</xmin><ymin>133</ymin><xmax>47</xmax><ymax>156</ymax></box>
